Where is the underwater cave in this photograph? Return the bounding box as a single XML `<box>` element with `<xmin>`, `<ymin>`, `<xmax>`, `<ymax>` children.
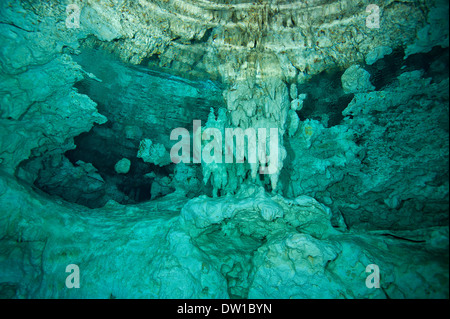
<box><xmin>0</xmin><ymin>0</ymin><xmax>448</xmax><ymax>300</ymax></box>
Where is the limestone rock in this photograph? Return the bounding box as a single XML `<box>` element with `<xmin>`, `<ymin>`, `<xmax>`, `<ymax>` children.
<box><xmin>137</xmin><ymin>138</ymin><xmax>171</xmax><ymax>167</ymax></box>
<box><xmin>114</xmin><ymin>158</ymin><xmax>131</xmax><ymax>174</ymax></box>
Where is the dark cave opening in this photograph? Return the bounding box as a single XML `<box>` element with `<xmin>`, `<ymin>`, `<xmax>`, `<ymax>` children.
<box><xmin>366</xmin><ymin>46</ymin><xmax>449</xmax><ymax>90</ymax></box>
<box><xmin>22</xmin><ymin>120</ymin><xmax>177</xmax><ymax>208</ymax></box>
<box><xmin>295</xmin><ymin>67</ymin><xmax>354</xmax><ymax>127</ymax></box>
<box><xmin>366</xmin><ymin>47</ymin><xmax>406</xmax><ymax>91</ymax></box>
<box><xmin>64</xmin><ymin>122</ymin><xmax>175</xmax><ymax>205</ymax></box>
<box><xmin>404</xmin><ymin>46</ymin><xmax>449</xmax><ymax>83</ymax></box>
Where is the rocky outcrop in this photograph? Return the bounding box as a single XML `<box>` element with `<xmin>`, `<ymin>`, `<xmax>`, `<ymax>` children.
<box><xmin>0</xmin><ymin>1</ymin><xmax>107</xmax><ymax>176</ymax></box>
<box><xmin>0</xmin><ymin>174</ymin><xmax>447</xmax><ymax>298</ymax></box>
<box><xmin>114</xmin><ymin>158</ymin><xmax>131</xmax><ymax>174</ymax></box>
